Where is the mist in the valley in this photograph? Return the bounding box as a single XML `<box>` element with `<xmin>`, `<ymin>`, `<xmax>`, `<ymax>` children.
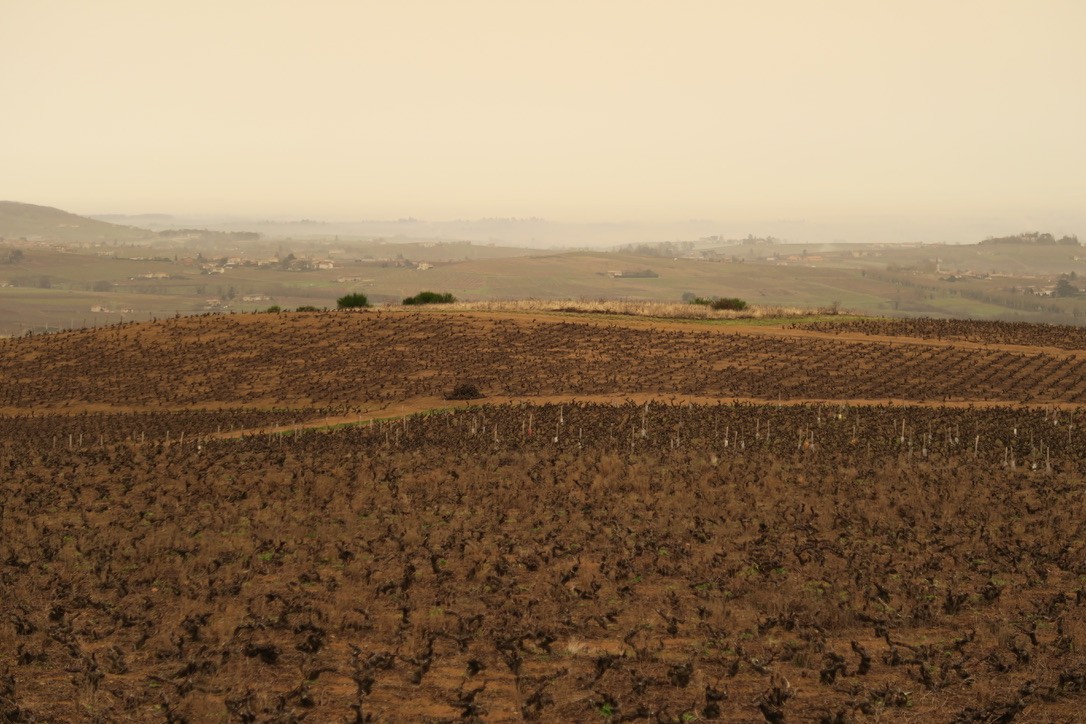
<box><xmin>87</xmin><ymin>212</ymin><xmax>1086</xmax><ymax>249</ymax></box>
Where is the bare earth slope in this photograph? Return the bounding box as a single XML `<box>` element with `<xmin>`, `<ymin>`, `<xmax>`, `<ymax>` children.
<box><xmin>2</xmin><ymin>311</ymin><xmax>1086</xmax><ymax>722</ymax></box>
<box><xmin>3</xmin><ymin>310</ymin><xmax>1086</xmax><ymax>414</ymax></box>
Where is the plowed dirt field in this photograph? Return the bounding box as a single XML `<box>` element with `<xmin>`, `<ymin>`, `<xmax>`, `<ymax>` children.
<box><xmin>2</xmin><ymin>310</ymin><xmax>1085</xmax><ymax>721</ymax></box>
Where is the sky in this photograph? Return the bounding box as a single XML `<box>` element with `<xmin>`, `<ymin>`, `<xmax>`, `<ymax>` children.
<box><xmin>1</xmin><ymin>0</ymin><xmax>1084</xmax><ymax>240</ymax></box>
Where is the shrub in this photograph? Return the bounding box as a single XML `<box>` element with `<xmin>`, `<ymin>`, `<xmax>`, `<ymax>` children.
<box><xmin>403</xmin><ymin>291</ymin><xmax>456</xmax><ymax>305</ymax></box>
<box><xmin>265</xmin><ymin>305</ymin><xmax>282</xmax><ymax>313</ymax></box>
<box><xmin>710</xmin><ymin>297</ymin><xmax>747</xmax><ymax>311</ymax></box>
<box><xmin>445</xmin><ymin>383</ymin><xmax>484</xmax><ymax>400</ymax></box>
<box><xmin>295</xmin><ymin>305</ymin><xmax>321</xmax><ymax>312</ymax></box>
<box><xmin>337</xmin><ymin>293</ymin><xmax>370</xmax><ymax>309</ymax></box>
<box><xmin>687</xmin><ymin>296</ymin><xmax>747</xmax><ymax>310</ymax></box>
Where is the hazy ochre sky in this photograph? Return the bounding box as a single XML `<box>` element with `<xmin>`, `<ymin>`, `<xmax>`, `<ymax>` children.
<box><xmin>1</xmin><ymin>0</ymin><xmax>1084</xmax><ymax>229</ymax></box>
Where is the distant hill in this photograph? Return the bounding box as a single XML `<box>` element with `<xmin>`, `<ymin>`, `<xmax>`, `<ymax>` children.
<box><xmin>980</xmin><ymin>231</ymin><xmax>1079</xmax><ymax>246</ymax></box>
<box><xmin>0</xmin><ymin>201</ymin><xmax>155</xmax><ymax>242</ymax></box>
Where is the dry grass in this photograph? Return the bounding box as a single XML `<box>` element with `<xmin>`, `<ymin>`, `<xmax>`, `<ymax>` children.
<box><xmin>442</xmin><ymin>298</ymin><xmax>832</xmax><ymax>320</ymax></box>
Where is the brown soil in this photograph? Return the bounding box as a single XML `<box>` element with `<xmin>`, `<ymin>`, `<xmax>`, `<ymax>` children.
<box><xmin>3</xmin><ymin>311</ymin><xmax>1086</xmax><ymax>721</ymax></box>
<box><xmin>216</xmin><ymin>393</ymin><xmax>1086</xmax><ymax>440</ymax></box>
<box><xmin>3</xmin><ymin>309</ymin><xmax>1086</xmax><ymax>417</ymax></box>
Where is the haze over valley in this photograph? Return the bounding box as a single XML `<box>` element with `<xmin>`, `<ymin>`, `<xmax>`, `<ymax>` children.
<box><xmin>2</xmin><ymin>200</ymin><xmax>1085</xmax><ymax>335</ymax></box>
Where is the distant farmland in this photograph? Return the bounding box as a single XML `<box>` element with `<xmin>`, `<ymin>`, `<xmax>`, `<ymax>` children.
<box><xmin>3</xmin><ymin>238</ymin><xmax>1086</xmax><ymax>335</ymax></box>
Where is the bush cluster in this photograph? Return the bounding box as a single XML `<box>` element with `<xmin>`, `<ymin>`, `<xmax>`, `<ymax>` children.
<box><xmin>710</xmin><ymin>297</ymin><xmax>748</xmax><ymax>311</ymax></box>
<box><xmin>444</xmin><ymin>382</ymin><xmax>484</xmax><ymax>400</ymax></box>
<box><xmin>687</xmin><ymin>295</ymin><xmax>748</xmax><ymax>311</ymax></box>
<box><xmin>403</xmin><ymin>291</ymin><xmax>456</xmax><ymax>305</ymax></box>
<box><xmin>337</xmin><ymin>293</ymin><xmax>370</xmax><ymax>309</ymax></box>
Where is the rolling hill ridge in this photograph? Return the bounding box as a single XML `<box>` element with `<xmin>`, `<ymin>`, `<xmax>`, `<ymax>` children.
<box><xmin>0</xmin><ymin>200</ymin><xmax>154</xmax><ymax>242</ymax></box>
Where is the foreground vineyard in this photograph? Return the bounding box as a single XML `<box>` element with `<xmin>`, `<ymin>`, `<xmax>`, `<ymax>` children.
<box><xmin>3</xmin><ymin>403</ymin><xmax>1086</xmax><ymax>721</ymax></box>
<box><xmin>4</xmin><ymin>311</ymin><xmax>1086</xmax><ymax>721</ymax></box>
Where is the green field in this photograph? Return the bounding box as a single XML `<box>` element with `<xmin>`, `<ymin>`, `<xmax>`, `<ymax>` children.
<box><xmin>3</xmin><ymin>238</ymin><xmax>1086</xmax><ymax>335</ymax></box>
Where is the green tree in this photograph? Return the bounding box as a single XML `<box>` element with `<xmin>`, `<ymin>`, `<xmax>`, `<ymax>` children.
<box><xmin>710</xmin><ymin>297</ymin><xmax>748</xmax><ymax>311</ymax></box>
<box><xmin>402</xmin><ymin>291</ymin><xmax>456</xmax><ymax>305</ymax></box>
<box><xmin>1054</xmin><ymin>278</ymin><xmax>1080</xmax><ymax>297</ymax></box>
<box><xmin>337</xmin><ymin>292</ymin><xmax>370</xmax><ymax>309</ymax></box>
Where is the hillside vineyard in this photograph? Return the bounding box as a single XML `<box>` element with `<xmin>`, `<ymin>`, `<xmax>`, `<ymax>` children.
<box><xmin>2</xmin><ymin>310</ymin><xmax>1086</xmax><ymax>721</ymax></box>
<box><xmin>3</xmin><ymin>312</ymin><xmax>1086</xmax><ymax>410</ymax></box>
